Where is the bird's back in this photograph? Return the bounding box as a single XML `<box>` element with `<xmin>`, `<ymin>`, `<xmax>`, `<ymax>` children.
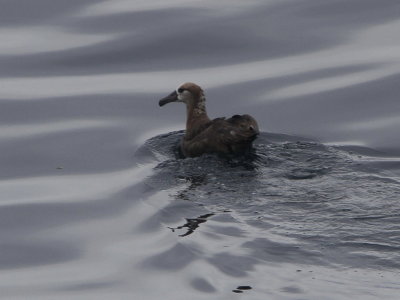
<box><xmin>181</xmin><ymin>114</ymin><xmax>259</xmax><ymax>157</ymax></box>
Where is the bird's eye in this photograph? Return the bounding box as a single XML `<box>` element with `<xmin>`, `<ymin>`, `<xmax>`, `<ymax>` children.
<box><xmin>177</xmin><ymin>88</ymin><xmax>184</xmax><ymax>93</ymax></box>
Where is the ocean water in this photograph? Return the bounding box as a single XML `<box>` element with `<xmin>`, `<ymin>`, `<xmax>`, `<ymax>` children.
<box><xmin>1</xmin><ymin>0</ymin><xmax>400</xmax><ymax>299</ymax></box>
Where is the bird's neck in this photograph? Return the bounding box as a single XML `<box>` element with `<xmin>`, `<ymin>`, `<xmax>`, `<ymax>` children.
<box><xmin>185</xmin><ymin>97</ymin><xmax>210</xmax><ymax>140</ymax></box>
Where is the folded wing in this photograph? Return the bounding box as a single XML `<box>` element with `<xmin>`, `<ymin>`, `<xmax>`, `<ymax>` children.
<box><xmin>181</xmin><ymin>115</ymin><xmax>259</xmax><ymax>157</ymax></box>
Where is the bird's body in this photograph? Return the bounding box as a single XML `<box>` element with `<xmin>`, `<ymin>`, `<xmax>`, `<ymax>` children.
<box><xmin>159</xmin><ymin>82</ymin><xmax>259</xmax><ymax>158</ymax></box>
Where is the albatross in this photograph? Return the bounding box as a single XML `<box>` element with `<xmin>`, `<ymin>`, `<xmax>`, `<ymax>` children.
<box><xmin>159</xmin><ymin>82</ymin><xmax>259</xmax><ymax>158</ymax></box>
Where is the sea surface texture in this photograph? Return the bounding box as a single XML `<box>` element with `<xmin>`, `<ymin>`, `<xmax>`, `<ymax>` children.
<box><xmin>1</xmin><ymin>1</ymin><xmax>400</xmax><ymax>299</ymax></box>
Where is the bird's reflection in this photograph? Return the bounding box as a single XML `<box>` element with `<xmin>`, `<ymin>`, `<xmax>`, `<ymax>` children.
<box><xmin>168</xmin><ymin>213</ymin><xmax>215</xmax><ymax>237</ymax></box>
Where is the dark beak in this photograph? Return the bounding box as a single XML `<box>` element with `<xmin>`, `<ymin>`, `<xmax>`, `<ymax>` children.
<box><xmin>159</xmin><ymin>90</ymin><xmax>178</xmax><ymax>107</ymax></box>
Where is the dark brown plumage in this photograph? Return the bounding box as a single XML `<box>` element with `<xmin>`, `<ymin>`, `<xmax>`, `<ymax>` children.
<box><xmin>159</xmin><ymin>82</ymin><xmax>259</xmax><ymax>157</ymax></box>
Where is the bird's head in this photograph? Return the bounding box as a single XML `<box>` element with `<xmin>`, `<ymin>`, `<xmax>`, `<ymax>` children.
<box><xmin>159</xmin><ymin>82</ymin><xmax>205</xmax><ymax>107</ymax></box>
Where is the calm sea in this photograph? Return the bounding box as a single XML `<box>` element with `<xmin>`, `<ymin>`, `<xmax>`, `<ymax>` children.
<box><xmin>1</xmin><ymin>1</ymin><xmax>400</xmax><ymax>299</ymax></box>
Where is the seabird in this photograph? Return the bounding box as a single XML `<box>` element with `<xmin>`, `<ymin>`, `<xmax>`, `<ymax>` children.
<box><xmin>159</xmin><ymin>82</ymin><xmax>259</xmax><ymax>158</ymax></box>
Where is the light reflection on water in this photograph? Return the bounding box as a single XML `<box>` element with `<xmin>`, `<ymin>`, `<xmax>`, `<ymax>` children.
<box><xmin>1</xmin><ymin>0</ymin><xmax>400</xmax><ymax>299</ymax></box>
<box><xmin>0</xmin><ymin>26</ymin><xmax>117</xmax><ymax>55</ymax></box>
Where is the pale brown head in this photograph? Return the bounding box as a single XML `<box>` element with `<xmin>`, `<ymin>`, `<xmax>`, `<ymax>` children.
<box><xmin>159</xmin><ymin>82</ymin><xmax>205</xmax><ymax>108</ymax></box>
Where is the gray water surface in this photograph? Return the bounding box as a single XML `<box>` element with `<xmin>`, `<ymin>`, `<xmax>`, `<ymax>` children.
<box><xmin>1</xmin><ymin>1</ymin><xmax>400</xmax><ymax>299</ymax></box>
